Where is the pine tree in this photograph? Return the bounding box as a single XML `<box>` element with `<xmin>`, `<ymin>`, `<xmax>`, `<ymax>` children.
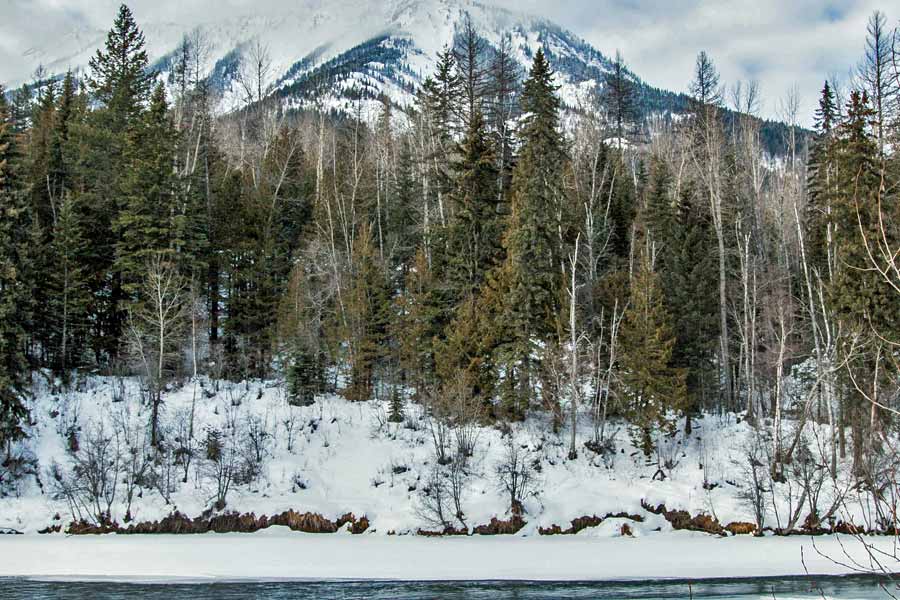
<box><xmin>396</xmin><ymin>248</ymin><xmax>442</xmax><ymax>399</ymax></box>
<box><xmin>499</xmin><ymin>49</ymin><xmax>568</xmax><ymax>402</ymax></box>
<box><xmin>618</xmin><ymin>255</ymin><xmax>686</xmax><ymax>456</ymax></box>
<box><xmin>345</xmin><ymin>224</ymin><xmax>391</xmax><ymax>402</ymax></box>
<box><xmin>115</xmin><ymin>82</ymin><xmax>179</xmax><ymax>303</ymax></box>
<box><xmin>806</xmin><ymin>81</ymin><xmax>839</xmax><ymax>276</ymax></box>
<box><xmin>445</xmin><ymin>110</ymin><xmax>502</xmax><ymax>303</ymax></box>
<box><xmin>48</xmin><ymin>195</ymin><xmax>91</xmax><ymax>374</ymax></box>
<box><xmin>0</xmin><ymin>88</ymin><xmax>30</xmax><ymax>459</ymax></box>
<box><xmin>602</xmin><ymin>50</ymin><xmax>639</xmax><ymax>148</ymax></box>
<box><xmin>88</xmin><ymin>3</ymin><xmax>154</xmax><ymax>130</ymax></box>
<box><xmin>829</xmin><ymin>90</ymin><xmax>899</xmax><ymax>475</ymax></box>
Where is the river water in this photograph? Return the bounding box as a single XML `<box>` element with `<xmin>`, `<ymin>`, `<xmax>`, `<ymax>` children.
<box><xmin>0</xmin><ymin>575</ymin><xmax>897</xmax><ymax>599</ymax></box>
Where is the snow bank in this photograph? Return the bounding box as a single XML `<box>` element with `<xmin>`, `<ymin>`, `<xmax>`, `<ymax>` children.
<box><xmin>0</xmin><ymin>375</ymin><xmax>875</xmax><ymax>540</ymax></box>
<box><xmin>1</xmin><ymin>530</ymin><xmax>896</xmax><ymax>581</ymax></box>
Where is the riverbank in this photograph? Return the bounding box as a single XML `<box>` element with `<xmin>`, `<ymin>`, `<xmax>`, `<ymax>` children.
<box><xmin>1</xmin><ymin>529</ymin><xmax>896</xmax><ymax>582</ymax></box>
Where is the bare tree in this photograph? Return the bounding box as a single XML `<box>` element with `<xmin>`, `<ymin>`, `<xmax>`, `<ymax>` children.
<box><xmin>495</xmin><ymin>435</ymin><xmax>538</xmax><ymax>515</ymax></box>
<box><xmin>49</xmin><ymin>421</ymin><xmax>121</xmax><ymax>526</ymax></box>
<box><xmin>859</xmin><ymin>11</ymin><xmax>898</xmax><ymax>154</ymax></box>
<box><xmin>127</xmin><ymin>254</ymin><xmax>187</xmax><ymax>448</ymax></box>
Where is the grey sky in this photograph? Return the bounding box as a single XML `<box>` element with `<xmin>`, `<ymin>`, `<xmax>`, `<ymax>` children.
<box><xmin>0</xmin><ymin>0</ymin><xmax>891</xmax><ymax>122</ymax></box>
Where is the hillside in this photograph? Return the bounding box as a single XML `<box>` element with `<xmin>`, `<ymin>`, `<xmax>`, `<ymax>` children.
<box><xmin>0</xmin><ymin>373</ymin><xmax>872</xmax><ymax>540</ymax></box>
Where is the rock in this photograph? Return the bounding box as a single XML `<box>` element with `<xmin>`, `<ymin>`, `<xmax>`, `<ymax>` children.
<box><xmin>472</xmin><ymin>515</ymin><xmax>526</xmax><ymax>535</ymax></box>
<box><xmin>725</xmin><ymin>522</ymin><xmax>757</xmax><ymax>536</ymax></box>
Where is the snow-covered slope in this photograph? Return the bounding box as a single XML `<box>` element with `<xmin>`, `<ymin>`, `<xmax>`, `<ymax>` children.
<box><xmin>0</xmin><ymin>374</ymin><xmax>872</xmax><ymax>540</ymax></box>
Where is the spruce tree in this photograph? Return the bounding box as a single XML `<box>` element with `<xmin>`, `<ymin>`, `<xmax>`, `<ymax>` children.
<box><xmin>88</xmin><ymin>3</ymin><xmax>154</xmax><ymax>130</ymax></box>
<box><xmin>115</xmin><ymin>82</ymin><xmax>179</xmax><ymax>303</ymax></box>
<box><xmin>396</xmin><ymin>248</ymin><xmax>442</xmax><ymax>399</ymax></box>
<box><xmin>48</xmin><ymin>195</ymin><xmax>91</xmax><ymax>374</ymax></box>
<box><xmin>806</xmin><ymin>81</ymin><xmax>839</xmax><ymax>276</ymax></box>
<box><xmin>499</xmin><ymin>49</ymin><xmax>568</xmax><ymax>405</ymax></box>
<box><xmin>345</xmin><ymin>224</ymin><xmax>391</xmax><ymax>402</ymax></box>
<box><xmin>445</xmin><ymin>110</ymin><xmax>502</xmax><ymax>303</ymax></box>
<box><xmin>286</xmin><ymin>346</ymin><xmax>323</xmax><ymax>407</ymax></box>
<box><xmin>602</xmin><ymin>50</ymin><xmax>639</xmax><ymax>148</ymax></box>
<box><xmin>831</xmin><ymin>91</ymin><xmax>895</xmax><ymax>334</ymax></box>
<box><xmin>72</xmin><ymin>4</ymin><xmax>154</xmax><ymax>362</ymax></box>
<box><xmin>829</xmin><ymin>90</ymin><xmax>899</xmax><ymax>475</ymax></box>
<box><xmin>0</xmin><ymin>89</ymin><xmax>30</xmax><ymax>459</ymax></box>
<box><xmin>618</xmin><ymin>255</ymin><xmax>686</xmax><ymax>456</ymax></box>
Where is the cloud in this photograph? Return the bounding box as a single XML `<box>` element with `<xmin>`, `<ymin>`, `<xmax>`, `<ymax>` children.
<box><xmin>495</xmin><ymin>0</ymin><xmax>885</xmax><ymax>122</ymax></box>
<box><xmin>1</xmin><ymin>0</ymin><xmax>889</xmax><ymax>123</ymax></box>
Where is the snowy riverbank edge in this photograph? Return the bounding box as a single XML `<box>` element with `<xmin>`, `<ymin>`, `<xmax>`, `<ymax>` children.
<box><xmin>1</xmin><ymin>530</ymin><xmax>896</xmax><ymax>582</ymax></box>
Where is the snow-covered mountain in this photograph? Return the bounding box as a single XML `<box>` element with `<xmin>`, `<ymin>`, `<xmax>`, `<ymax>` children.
<box><xmin>14</xmin><ymin>0</ymin><xmax>673</xmax><ymax>117</ymax></box>
<box><xmin>11</xmin><ymin>0</ymin><xmax>802</xmax><ymax>154</ymax></box>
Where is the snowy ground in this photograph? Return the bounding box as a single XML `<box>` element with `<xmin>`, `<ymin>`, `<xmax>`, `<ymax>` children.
<box><xmin>1</xmin><ymin>529</ymin><xmax>898</xmax><ymax>581</ymax></box>
<box><xmin>0</xmin><ymin>374</ymin><xmax>885</xmax><ymax>551</ymax></box>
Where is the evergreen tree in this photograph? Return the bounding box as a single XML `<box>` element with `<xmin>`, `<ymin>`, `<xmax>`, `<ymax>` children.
<box><xmin>445</xmin><ymin>110</ymin><xmax>502</xmax><ymax>303</ymax></box>
<box><xmin>345</xmin><ymin>224</ymin><xmax>391</xmax><ymax>402</ymax></box>
<box><xmin>806</xmin><ymin>81</ymin><xmax>839</xmax><ymax>276</ymax></box>
<box><xmin>48</xmin><ymin>195</ymin><xmax>91</xmax><ymax>374</ymax></box>
<box><xmin>286</xmin><ymin>346</ymin><xmax>324</xmax><ymax>407</ymax></box>
<box><xmin>602</xmin><ymin>50</ymin><xmax>639</xmax><ymax>148</ymax></box>
<box><xmin>71</xmin><ymin>4</ymin><xmax>154</xmax><ymax>362</ymax></box>
<box><xmin>389</xmin><ymin>139</ymin><xmax>420</xmax><ymax>281</ymax></box>
<box><xmin>387</xmin><ymin>386</ymin><xmax>405</xmax><ymax>424</ymax></box>
<box><xmin>499</xmin><ymin>49</ymin><xmax>568</xmax><ymax>403</ymax></box>
<box><xmin>618</xmin><ymin>255</ymin><xmax>686</xmax><ymax>456</ymax></box>
<box><xmin>396</xmin><ymin>248</ymin><xmax>442</xmax><ymax>399</ymax></box>
<box><xmin>114</xmin><ymin>83</ymin><xmax>179</xmax><ymax>302</ymax></box>
<box><xmin>830</xmin><ymin>91</ymin><xmax>894</xmax><ymax>333</ymax></box>
<box><xmin>829</xmin><ymin>90</ymin><xmax>899</xmax><ymax>475</ymax></box>
<box><xmin>0</xmin><ymin>88</ymin><xmax>30</xmax><ymax>459</ymax></box>
<box><xmin>88</xmin><ymin>3</ymin><xmax>154</xmax><ymax>130</ymax></box>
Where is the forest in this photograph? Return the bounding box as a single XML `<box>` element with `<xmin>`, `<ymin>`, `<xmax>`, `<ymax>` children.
<box><xmin>0</xmin><ymin>4</ymin><xmax>899</xmax><ymax>538</ymax></box>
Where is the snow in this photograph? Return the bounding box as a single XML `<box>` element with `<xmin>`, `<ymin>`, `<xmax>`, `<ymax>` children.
<box><xmin>0</xmin><ymin>372</ymin><xmax>880</xmax><ymax>542</ymax></box>
<box><xmin>1</xmin><ymin>530</ymin><xmax>897</xmax><ymax>581</ymax></box>
<box><xmin>5</xmin><ymin>0</ymin><xmax>619</xmax><ymax>126</ymax></box>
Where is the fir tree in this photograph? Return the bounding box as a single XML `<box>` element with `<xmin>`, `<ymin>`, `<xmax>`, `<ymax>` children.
<box><xmin>445</xmin><ymin>110</ymin><xmax>502</xmax><ymax>303</ymax></box>
<box><xmin>286</xmin><ymin>346</ymin><xmax>323</xmax><ymax>407</ymax></box>
<box><xmin>70</xmin><ymin>4</ymin><xmax>154</xmax><ymax>362</ymax></box>
<box><xmin>48</xmin><ymin>195</ymin><xmax>91</xmax><ymax>374</ymax></box>
<box><xmin>829</xmin><ymin>90</ymin><xmax>899</xmax><ymax>475</ymax></box>
<box><xmin>618</xmin><ymin>255</ymin><xmax>686</xmax><ymax>456</ymax></box>
<box><xmin>499</xmin><ymin>49</ymin><xmax>568</xmax><ymax>402</ymax></box>
<box><xmin>806</xmin><ymin>81</ymin><xmax>840</xmax><ymax>276</ymax></box>
<box><xmin>88</xmin><ymin>3</ymin><xmax>154</xmax><ymax>129</ymax></box>
<box><xmin>602</xmin><ymin>50</ymin><xmax>639</xmax><ymax>148</ymax></box>
<box><xmin>114</xmin><ymin>82</ymin><xmax>179</xmax><ymax>303</ymax></box>
<box><xmin>0</xmin><ymin>88</ymin><xmax>30</xmax><ymax>459</ymax></box>
<box><xmin>345</xmin><ymin>224</ymin><xmax>391</xmax><ymax>402</ymax></box>
<box><xmin>396</xmin><ymin>248</ymin><xmax>442</xmax><ymax>399</ymax></box>
<box><xmin>830</xmin><ymin>91</ymin><xmax>894</xmax><ymax>333</ymax></box>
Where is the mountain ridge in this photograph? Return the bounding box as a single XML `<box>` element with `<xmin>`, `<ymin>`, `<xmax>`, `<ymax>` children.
<box><xmin>6</xmin><ymin>0</ymin><xmax>804</xmax><ymax>155</ymax></box>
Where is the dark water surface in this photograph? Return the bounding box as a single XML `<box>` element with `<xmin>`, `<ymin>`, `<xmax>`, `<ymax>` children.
<box><xmin>0</xmin><ymin>575</ymin><xmax>897</xmax><ymax>599</ymax></box>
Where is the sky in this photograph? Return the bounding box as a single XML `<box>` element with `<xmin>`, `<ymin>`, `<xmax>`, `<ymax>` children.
<box><xmin>0</xmin><ymin>0</ymin><xmax>891</xmax><ymax>123</ymax></box>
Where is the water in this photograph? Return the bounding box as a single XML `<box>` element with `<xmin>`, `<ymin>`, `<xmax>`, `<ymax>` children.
<box><xmin>0</xmin><ymin>576</ymin><xmax>897</xmax><ymax>599</ymax></box>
